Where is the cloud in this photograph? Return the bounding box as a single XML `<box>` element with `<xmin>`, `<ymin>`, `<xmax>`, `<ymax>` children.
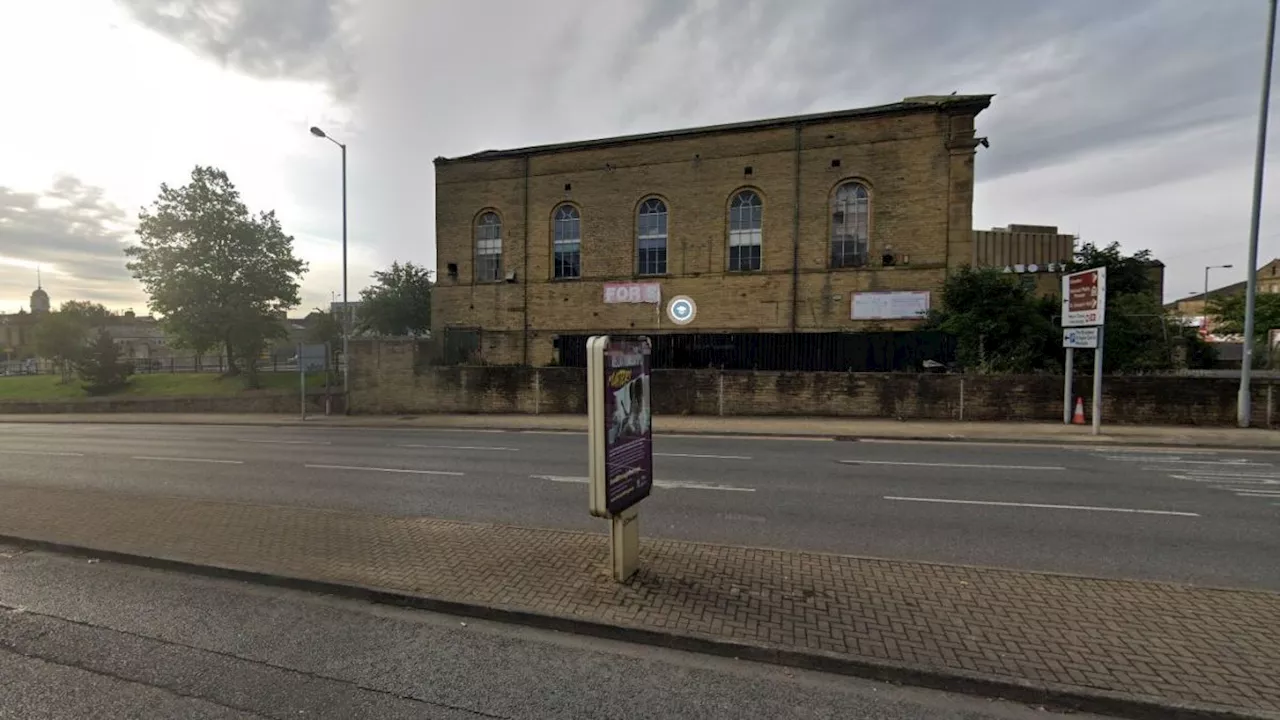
<box><xmin>96</xmin><ymin>0</ymin><xmax>1280</xmax><ymax>304</ymax></box>
<box><xmin>114</xmin><ymin>0</ymin><xmax>358</xmax><ymax>101</ymax></box>
<box><xmin>0</xmin><ymin>177</ymin><xmax>144</xmax><ymax>312</ymax></box>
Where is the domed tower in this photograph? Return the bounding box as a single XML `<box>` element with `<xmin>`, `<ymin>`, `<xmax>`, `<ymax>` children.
<box><xmin>29</xmin><ymin>269</ymin><xmax>50</xmax><ymax>315</ymax></box>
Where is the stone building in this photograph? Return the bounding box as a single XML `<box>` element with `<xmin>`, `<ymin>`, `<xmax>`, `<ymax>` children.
<box><xmin>0</xmin><ymin>278</ymin><xmax>51</xmax><ymax>357</ymax></box>
<box><xmin>432</xmin><ymin>94</ymin><xmax>992</xmax><ymax>365</ymax></box>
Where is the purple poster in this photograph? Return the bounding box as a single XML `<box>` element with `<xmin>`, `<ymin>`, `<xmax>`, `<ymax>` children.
<box><xmin>603</xmin><ymin>337</ymin><xmax>653</xmax><ymax>515</ymax></box>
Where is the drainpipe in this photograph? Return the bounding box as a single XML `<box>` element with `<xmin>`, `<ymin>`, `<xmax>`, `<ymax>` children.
<box><xmin>791</xmin><ymin>125</ymin><xmax>801</xmax><ymax>331</ymax></box>
<box><xmin>522</xmin><ymin>156</ymin><xmax>531</xmax><ymax>366</ymax></box>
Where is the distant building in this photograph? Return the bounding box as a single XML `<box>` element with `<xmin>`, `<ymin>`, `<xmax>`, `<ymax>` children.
<box><xmin>1</xmin><ymin>275</ymin><xmax>49</xmax><ymax>355</ymax></box>
<box><xmin>1166</xmin><ymin>258</ymin><xmax>1280</xmax><ymax>336</ymax></box>
<box><xmin>972</xmin><ymin>224</ymin><xmax>1075</xmax><ymax>297</ymax></box>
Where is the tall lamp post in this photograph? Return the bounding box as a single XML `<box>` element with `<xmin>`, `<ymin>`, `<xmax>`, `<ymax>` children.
<box><xmin>310</xmin><ymin>126</ymin><xmax>349</xmax><ymax>413</ymax></box>
<box><xmin>1203</xmin><ymin>264</ymin><xmax>1233</xmax><ymax>333</ymax></box>
<box><xmin>1238</xmin><ymin>0</ymin><xmax>1277</xmax><ymax>428</ymax></box>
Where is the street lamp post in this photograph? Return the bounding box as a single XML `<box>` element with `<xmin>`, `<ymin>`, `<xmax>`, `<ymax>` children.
<box><xmin>1203</xmin><ymin>264</ymin><xmax>1234</xmax><ymax>332</ymax></box>
<box><xmin>1238</xmin><ymin>0</ymin><xmax>1277</xmax><ymax>428</ymax></box>
<box><xmin>310</xmin><ymin>126</ymin><xmax>349</xmax><ymax>413</ymax></box>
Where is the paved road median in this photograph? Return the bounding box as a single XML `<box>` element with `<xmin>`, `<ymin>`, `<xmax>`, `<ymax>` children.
<box><xmin>0</xmin><ymin>484</ymin><xmax>1276</xmax><ymax>719</ymax></box>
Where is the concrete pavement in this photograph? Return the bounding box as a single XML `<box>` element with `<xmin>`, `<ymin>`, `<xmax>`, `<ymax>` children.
<box><xmin>1</xmin><ymin>546</ymin><xmax>1086</xmax><ymax>720</ymax></box>
<box><xmin>1</xmin><ymin>422</ymin><xmax>1277</xmax><ymax>589</ymax></box>
<box><xmin>4</xmin><ymin>411</ymin><xmax>1280</xmax><ymax>449</ymax></box>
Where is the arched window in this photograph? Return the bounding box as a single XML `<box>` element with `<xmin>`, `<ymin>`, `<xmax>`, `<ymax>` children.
<box><xmin>553</xmin><ymin>204</ymin><xmax>581</xmax><ymax>279</ymax></box>
<box><xmin>475</xmin><ymin>211</ymin><xmax>502</xmax><ymax>282</ymax></box>
<box><xmin>830</xmin><ymin>182</ymin><xmax>869</xmax><ymax>268</ymax></box>
<box><xmin>728</xmin><ymin>190</ymin><xmax>762</xmax><ymax>271</ymax></box>
<box><xmin>637</xmin><ymin>198</ymin><xmax>667</xmax><ymax>276</ymax></box>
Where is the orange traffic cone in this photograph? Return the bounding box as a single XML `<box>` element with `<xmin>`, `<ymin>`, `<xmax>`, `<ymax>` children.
<box><xmin>1071</xmin><ymin>397</ymin><xmax>1086</xmax><ymax>425</ymax></box>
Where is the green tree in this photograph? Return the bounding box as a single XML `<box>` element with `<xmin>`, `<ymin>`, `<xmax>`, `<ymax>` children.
<box><xmin>1207</xmin><ymin>292</ymin><xmax>1280</xmax><ymax>338</ymax></box>
<box><xmin>126</xmin><ymin>166</ymin><xmax>307</xmax><ymax>386</ymax></box>
<box><xmin>357</xmin><ymin>261</ymin><xmax>433</xmax><ymax>337</ymax></box>
<box><xmin>77</xmin><ymin>329</ymin><xmax>134</xmax><ymax>395</ymax></box>
<box><xmin>1208</xmin><ymin>292</ymin><xmax>1280</xmax><ymax>366</ymax></box>
<box><xmin>34</xmin><ymin>311</ymin><xmax>89</xmax><ymax>382</ymax></box>
<box><xmin>58</xmin><ymin>300</ymin><xmax>112</xmax><ymax>328</ymax></box>
<box><xmin>304</xmin><ymin>309</ymin><xmax>343</xmax><ymax>348</ymax></box>
<box><xmin>924</xmin><ymin>267</ymin><xmax>1058</xmax><ymax>372</ymax></box>
<box><xmin>1068</xmin><ymin>242</ymin><xmax>1179</xmax><ymax>373</ymax></box>
<box><xmin>1068</xmin><ymin>242</ymin><xmax>1158</xmax><ymax>297</ymax></box>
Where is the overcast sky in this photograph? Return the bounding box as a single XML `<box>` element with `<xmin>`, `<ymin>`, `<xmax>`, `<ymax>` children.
<box><xmin>1</xmin><ymin>0</ymin><xmax>1277</xmax><ymax>315</ymax></box>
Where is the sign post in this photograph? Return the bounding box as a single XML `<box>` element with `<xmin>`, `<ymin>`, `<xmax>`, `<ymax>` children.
<box><xmin>297</xmin><ymin>343</ymin><xmax>329</xmax><ymax>422</ymax></box>
<box><xmin>1061</xmin><ymin>268</ymin><xmax>1107</xmax><ymax>435</ymax></box>
<box><xmin>587</xmin><ymin>335</ymin><xmax>654</xmax><ymax>582</ymax></box>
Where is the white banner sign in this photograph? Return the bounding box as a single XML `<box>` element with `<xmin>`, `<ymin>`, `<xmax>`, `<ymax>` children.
<box><xmin>603</xmin><ymin>282</ymin><xmax>661</xmax><ymax>304</ymax></box>
<box><xmin>851</xmin><ymin>291</ymin><xmax>930</xmax><ymax>320</ymax></box>
<box><xmin>1063</xmin><ymin>327</ymin><xmax>1099</xmax><ymax>349</ymax></box>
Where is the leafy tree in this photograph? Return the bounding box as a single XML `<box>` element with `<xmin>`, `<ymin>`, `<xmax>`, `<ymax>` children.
<box><xmin>77</xmin><ymin>329</ymin><xmax>134</xmax><ymax>395</ymax></box>
<box><xmin>58</xmin><ymin>300</ymin><xmax>112</xmax><ymax>328</ymax></box>
<box><xmin>1207</xmin><ymin>292</ymin><xmax>1280</xmax><ymax>339</ymax></box>
<box><xmin>924</xmin><ymin>267</ymin><xmax>1058</xmax><ymax>373</ymax></box>
<box><xmin>1068</xmin><ymin>242</ymin><xmax>1158</xmax><ymax>298</ymax></box>
<box><xmin>304</xmin><ymin>309</ymin><xmax>343</xmax><ymax>349</ymax></box>
<box><xmin>34</xmin><ymin>312</ymin><xmax>89</xmax><ymax>382</ymax></box>
<box><xmin>357</xmin><ymin>261</ymin><xmax>433</xmax><ymax>337</ymax></box>
<box><xmin>1067</xmin><ymin>242</ymin><xmax>1180</xmax><ymax>373</ymax></box>
<box><xmin>1208</xmin><ymin>292</ymin><xmax>1280</xmax><ymax>366</ymax></box>
<box><xmin>126</xmin><ymin>166</ymin><xmax>307</xmax><ymax>385</ymax></box>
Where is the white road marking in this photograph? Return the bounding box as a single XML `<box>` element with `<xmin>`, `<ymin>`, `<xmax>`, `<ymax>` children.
<box><xmin>1134</xmin><ymin>459</ymin><xmax>1271</xmax><ymax>466</ymax></box>
<box><xmin>880</xmin><ymin>491</ymin><xmax>1198</xmax><ymax>515</ymax></box>
<box><xmin>662</xmin><ymin>433</ymin><xmax>833</xmax><ymax>442</ymax></box>
<box><xmin>1225</xmin><ymin>489</ymin><xmax>1280</xmax><ymax>496</ymax></box>
<box><xmin>306</xmin><ymin>464</ymin><xmax>464</xmax><ymax>476</ymax></box>
<box><xmin>655</xmin><ymin>452</ymin><xmax>752</xmax><ymax>460</ymax></box>
<box><xmin>397</xmin><ymin>444</ymin><xmax>519</xmax><ymax>451</ymax></box>
<box><xmin>430</xmin><ymin>428</ymin><xmax>508</xmax><ymax>434</ymax></box>
<box><xmin>530</xmin><ymin>474</ymin><xmax>754</xmax><ymax>492</ymax></box>
<box><xmin>0</xmin><ymin>449</ymin><xmax>85</xmax><ymax>457</ymax></box>
<box><xmin>131</xmin><ymin>456</ymin><xmax>243</xmax><ymax>465</ymax></box>
<box><xmin>1094</xmin><ymin>448</ymin><xmax>1218</xmax><ymax>454</ymax></box>
<box><xmin>1171</xmin><ymin>473</ymin><xmax>1280</xmax><ymax>481</ymax></box>
<box><xmin>518</xmin><ymin>430</ymin><xmax>582</xmax><ymax>436</ymax></box>
<box><xmin>239</xmin><ymin>439</ymin><xmax>332</xmax><ymax>446</ymax></box>
<box><xmin>841</xmin><ymin>460</ymin><xmax>1065</xmax><ymax>471</ymax></box>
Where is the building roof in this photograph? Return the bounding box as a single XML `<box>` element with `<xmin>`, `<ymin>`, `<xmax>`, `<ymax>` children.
<box><xmin>1165</xmin><ymin>280</ymin><xmax>1248</xmax><ymax>309</ymax></box>
<box><xmin>435</xmin><ymin>94</ymin><xmax>994</xmax><ymax>165</ymax></box>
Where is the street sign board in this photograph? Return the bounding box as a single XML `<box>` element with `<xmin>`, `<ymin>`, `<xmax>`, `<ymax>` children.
<box><xmin>1063</xmin><ymin>327</ymin><xmax>1099</xmax><ymax>349</ymax></box>
<box><xmin>1062</xmin><ymin>267</ymin><xmax>1107</xmax><ymax>327</ymax></box>
<box><xmin>298</xmin><ymin>343</ymin><xmax>328</xmax><ymax>372</ymax></box>
<box><xmin>666</xmin><ymin>296</ymin><xmax>697</xmax><ymax>325</ymax></box>
<box><xmin>587</xmin><ymin>336</ymin><xmax>653</xmax><ymax>518</ymax></box>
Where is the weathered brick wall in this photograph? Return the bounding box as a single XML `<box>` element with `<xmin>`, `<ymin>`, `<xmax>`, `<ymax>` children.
<box><xmin>432</xmin><ymin>98</ymin><xmax>988</xmax><ymax>364</ymax></box>
<box><xmin>0</xmin><ymin>390</ymin><xmax>336</xmax><ymax>415</ymax></box>
<box><xmin>349</xmin><ymin>340</ymin><xmax>1277</xmax><ymax>426</ymax></box>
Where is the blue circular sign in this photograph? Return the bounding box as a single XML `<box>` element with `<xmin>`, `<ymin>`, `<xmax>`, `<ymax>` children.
<box><xmin>667</xmin><ymin>296</ymin><xmax>696</xmax><ymax>325</ymax></box>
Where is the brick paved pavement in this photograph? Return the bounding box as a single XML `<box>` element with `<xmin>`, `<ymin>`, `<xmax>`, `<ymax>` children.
<box><xmin>0</xmin><ymin>484</ymin><xmax>1277</xmax><ymax>717</ymax></box>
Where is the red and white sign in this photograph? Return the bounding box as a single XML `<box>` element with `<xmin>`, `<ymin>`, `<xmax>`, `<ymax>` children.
<box><xmin>1061</xmin><ymin>267</ymin><xmax>1107</xmax><ymax>327</ymax></box>
<box><xmin>603</xmin><ymin>282</ymin><xmax>661</xmax><ymax>304</ymax></box>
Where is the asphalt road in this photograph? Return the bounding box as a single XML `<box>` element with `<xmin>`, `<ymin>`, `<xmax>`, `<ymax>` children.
<box><xmin>1</xmin><ymin>422</ymin><xmax>1277</xmax><ymax>589</ymax></box>
<box><xmin>0</xmin><ymin>544</ymin><xmax>1113</xmax><ymax>719</ymax></box>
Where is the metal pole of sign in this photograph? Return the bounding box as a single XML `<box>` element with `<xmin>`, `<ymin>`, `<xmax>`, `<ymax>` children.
<box><xmin>1092</xmin><ymin>330</ymin><xmax>1104</xmax><ymax>435</ymax></box>
<box><xmin>1063</xmin><ymin>347</ymin><xmax>1074</xmax><ymax>424</ymax></box>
